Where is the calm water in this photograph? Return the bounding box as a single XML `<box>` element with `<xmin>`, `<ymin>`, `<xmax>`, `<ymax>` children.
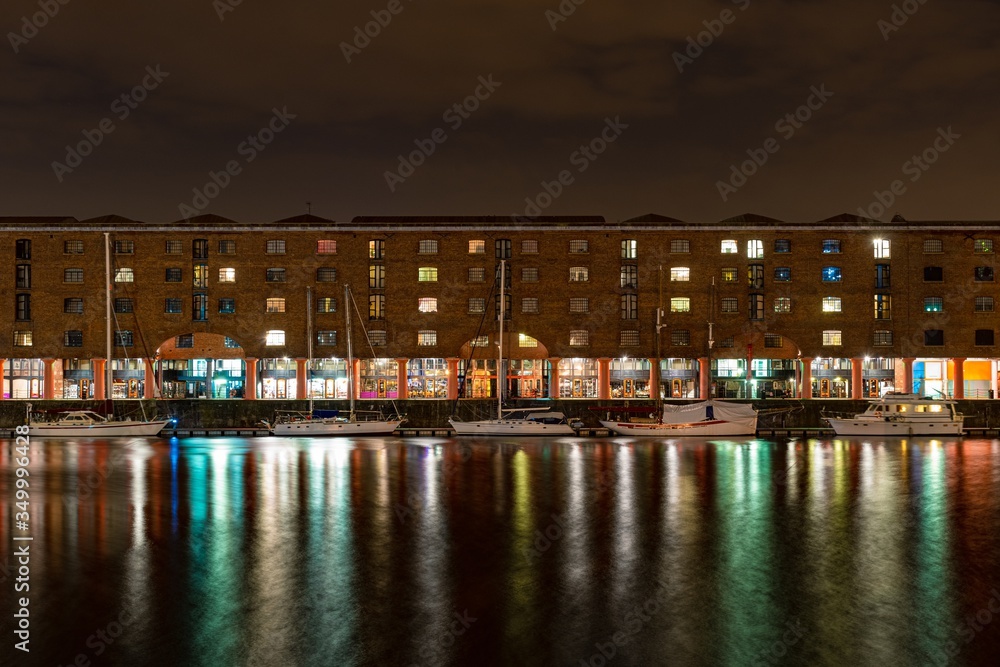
<box><xmin>3</xmin><ymin>435</ymin><xmax>1000</xmax><ymax>667</ymax></box>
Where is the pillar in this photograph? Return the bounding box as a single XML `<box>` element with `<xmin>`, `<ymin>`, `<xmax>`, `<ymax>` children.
<box><xmin>851</xmin><ymin>358</ymin><xmax>863</xmax><ymax>400</ymax></box>
<box><xmin>548</xmin><ymin>357</ymin><xmax>561</xmax><ymax>399</ymax></box>
<box><xmin>43</xmin><ymin>358</ymin><xmax>55</xmax><ymax>399</ymax></box>
<box><xmin>698</xmin><ymin>357</ymin><xmax>709</xmax><ymax>399</ymax></box>
<box><xmin>800</xmin><ymin>357</ymin><xmax>812</xmax><ymax>399</ymax></box>
<box><xmin>245</xmin><ymin>357</ymin><xmax>257</xmax><ymax>400</ymax></box>
<box><xmin>0</xmin><ymin>359</ymin><xmax>5</xmax><ymax>400</ymax></box>
<box><xmin>952</xmin><ymin>357</ymin><xmax>965</xmax><ymax>399</ymax></box>
<box><xmin>396</xmin><ymin>358</ymin><xmax>408</xmax><ymax>400</ymax></box>
<box><xmin>903</xmin><ymin>357</ymin><xmax>915</xmax><ymax>394</ymax></box>
<box><xmin>648</xmin><ymin>358</ymin><xmax>660</xmax><ymax>400</ymax></box>
<box><xmin>446</xmin><ymin>358</ymin><xmax>460</xmax><ymax>400</ymax></box>
<box><xmin>93</xmin><ymin>358</ymin><xmax>106</xmax><ymax>401</ymax></box>
<box><xmin>352</xmin><ymin>359</ymin><xmax>361</xmax><ymax>401</ymax></box>
<box><xmin>597</xmin><ymin>358</ymin><xmax>611</xmax><ymax>400</ymax></box>
<box><xmin>144</xmin><ymin>358</ymin><xmax>155</xmax><ymax>399</ymax></box>
<box><xmin>296</xmin><ymin>358</ymin><xmax>307</xmax><ymax>400</ymax></box>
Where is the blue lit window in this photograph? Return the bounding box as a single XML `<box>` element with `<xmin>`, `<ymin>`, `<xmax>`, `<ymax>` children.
<box><xmin>774</xmin><ymin>267</ymin><xmax>791</xmax><ymax>282</ymax></box>
<box><xmin>822</xmin><ymin>266</ymin><xmax>841</xmax><ymax>282</ymax></box>
<box><xmin>822</xmin><ymin>240</ymin><xmax>841</xmax><ymax>253</ymax></box>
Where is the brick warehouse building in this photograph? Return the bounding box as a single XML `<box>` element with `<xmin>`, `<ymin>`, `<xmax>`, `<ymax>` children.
<box><xmin>1</xmin><ymin>212</ymin><xmax>997</xmax><ymax>403</ymax></box>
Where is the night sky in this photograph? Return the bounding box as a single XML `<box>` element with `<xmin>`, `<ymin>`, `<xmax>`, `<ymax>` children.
<box><xmin>1</xmin><ymin>0</ymin><xmax>997</xmax><ymax>223</ymax></box>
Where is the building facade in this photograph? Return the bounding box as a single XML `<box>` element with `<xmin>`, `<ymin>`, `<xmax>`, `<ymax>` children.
<box><xmin>2</xmin><ymin>212</ymin><xmax>997</xmax><ymax>401</ymax></box>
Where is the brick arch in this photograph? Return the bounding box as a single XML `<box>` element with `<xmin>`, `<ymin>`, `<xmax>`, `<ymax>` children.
<box><xmin>155</xmin><ymin>332</ymin><xmax>245</xmax><ymax>360</ymax></box>
<box><xmin>712</xmin><ymin>329</ymin><xmax>803</xmax><ymax>359</ymax></box>
<box><xmin>458</xmin><ymin>331</ymin><xmax>550</xmax><ymax>360</ymax></box>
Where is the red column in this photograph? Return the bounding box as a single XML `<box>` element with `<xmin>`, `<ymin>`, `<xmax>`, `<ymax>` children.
<box><xmin>953</xmin><ymin>357</ymin><xmax>966</xmax><ymax>399</ymax></box>
<box><xmin>648</xmin><ymin>358</ymin><xmax>660</xmax><ymax>400</ymax></box>
<box><xmin>851</xmin><ymin>357</ymin><xmax>863</xmax><ymax>400</ymax></box>
<box><xmin>0</xmin><ymin>359</ymin><xmax>5</xmax><ymax>400</ymax></box>
<box><xmin>93</xmin><ymin>358</ymin><xmax>106</xmax><ymax>400</ymax></box>
<box><xmin>698</xmin><ymin>357</ymin><xmax>709</xmax><ymax>399</ymax></box>
<box><xmin>352</xmin><ymin>359</ymin><xmax>361</xmax><ymax>401</ymax></box>
<box><xmin>597</xmin><ymin>358</ymin><xmax>611</xmax><ymax>400</ymax></box>
<box><xmin>548</xmin><ymin>357</ymin><xmax>561</xmax><ymax>399</ymax></box>
<box><xmin>396</xmin><ymin>358</ymin><xmax>408</xmax><ymax>399</ymax></box>
<box><xmin>800</xmin><ymin>357</ymin><xmax>813</xmax><ymax>399</ymax></box>
<box><xmin>43</xmin><ymin>358</ymin><xmax>55</xmax><ymax>399</ymax></box>
<box><xmin>296</xmin><ymin>358</ymin><xmax>307</xmax><ymax>400</ymax></box>
<box><xmin>144</xmin><ymin>358</ymin><xmax>155</xmax><ymax>399</ymax></box>
<box><xmin>245</xmin><ymin>357</ymin><xmax>257</xmax><ymax>400</ymax></box>
<box><xmin>903</xmin><ymin>357</ymin><xmax>915</xmax><ymax>394</ymax></box>
<box><xmin>446</xmin><ymin>358</ymin><xmax>460</xmax><ymax>400</ymax></box>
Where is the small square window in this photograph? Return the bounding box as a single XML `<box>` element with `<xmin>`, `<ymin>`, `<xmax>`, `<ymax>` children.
<box><xmin>522</xmin><ymin>268</ymin><xmax>539</xmax><ymax>282</ymax></box>
<box><xmin>822</xmin><ymin>297</ymin><xmax>842</xmax><ymax>312</ymax></box>
<box><xmin>521</xmin><ymin>298</ymin><xmax>539</xmax><ymax>314</ymax></box>
<box><xmin>721</xmin><ymin>240</ymin><xmax>738</xmax><ymax>254</ymax></box>
<box><xmin>874</xmin><ymin>330</ymin><xmax>893</xmax><ymax>346</ymax></box>
<box><xmin>822</xmin><ymin>266</ymin><xmax>842</xmax><ymax>282</ymax></box>
<box><xmin>266</xmin><ymin>240</ymin><xmax>286</xmax><ymax>254</ymax></box>
<box><xmin>924</xmin><ymin>297</ymin><xmax>943</xmax><ymax>312</ymax></box>
<box><xmin>468</xmin><ymin>267</ymin><xmax>485</xmax><ymax>283</ymax></box>
<box><xmin>975</xmin><ymin>329</ymin><xmax>994</xmax><ymax>346</ymax></box>
<box><xmin>317</xmin><ymin>297</ymin><xmax>337</xmax><ymax>313</ymax></box>
<box><xmin>721</xmin><ymin>268</ymin><xmax>738</xmax><ymax>283</ymax></box>
<box><xmin>175</xmin><ymin>334</ymin><xmax>194</xmax><ymax>349</ymax></box>
<box><xmin>64</xmin><ymin>268</ymin><xmax>84</xmax><ymax>283</ymax></box>
<box><xmin>822</xmin><ymin>330</ymin><xmax>842</xmax><ymax>346</ymax></box>
<box><xmin>113</xmin><ymin>240</ymin><xmax>134</xmax><ymax>254</ymax></box>
<box><xmin>417</xmin><ymin>330</ymin><xmax>437</xmax><ymax>346</ymax></box>
<box><xmin>774</xmin><ymin>239</ymin><xmax>791</xmax><ymax>253</ymax></box>
<box><xmin>620</xmin><ymin>330</ymin><xmax>640</xmax><ymax>346</ymax></box>
<box><xmin>975</xmin><ymin>266</ymin><xmax>994</xmax><ymax>282</ymax></box>
<box><xmin>317</xmin><ymin>331</ymin><xmax>337</xmax><ymax>346</ymax></box>
<box><xmin>418</xmin><ymin>297</ymin><xmax>437</xmax><ymax>313</ymax></box>
<box><xmin>670</xmin><ymin>267</ymin><xmax>690</xmax><ymax>282</ymax></box>
<box><xmin>266</xmin><ymin>268</ymin><xmax>286</xmax><ymax>283</ymax></box>
<box><xmin>265</xmin><ymin>330</ymin><xmax>285</xmax><ymax>346</ymax></box>
<box><xmin>721</xmin><ymin>297</ymin><xmax>738</xmax><ymax>313</ymax></box>
<box><xmin>774</xmin><ymin>267</ymin><xmax>791</xmax><ymax>282</ymax></box>
<box><xmin>114</xmin><ymin>268</ymin><xmax>134</xmax><ymax>283</ymax></box>
<box><xmin>115</xmin><ymin>330</ymin><xmax>133</xmax><ymax>347</ymax></box>
<box><xmin>166</xmin><ymin>268</ymin><xmax>182</xmax><ymax>282</ymax></box>
<box><xmin>64</xmin><ymin>240</ymin><xmax>84</xmax><ymax>254</ymax></box>
<box><xmin>569</xmin><ymin>297</ymin><xmax>589</xmax><ymax>314</ymax></box>
<box><xmin>218</xmin><ymin>298</ymin><xmax>235</xmax><ymax>314</ymax></box>
<box><xmin>924</xmin><ymin>330</ymin><xmax>944</xmax><ymax>346</ymax></box>
<box><xmin>874</xmin><ymin>239</ymin><xmax>890</xmax><ymax>258</ymax></box>
<box><xmin>670</xmin><ymin>297</ymin><xmax>690</xmax><ymax>313</ymax></box>
<box><xmin>521</xmin><ymin>240</ymin><xmax>538</xmax><ymax>254</ymax></box>
<box><xmin>114</xmin><ymin>298</ymin><xmax>134</xmax><ymax>313</ymax></box>
<box><xmin>764</xmin><ymin>334</ymin><xmax>782</xmax><ymax>348</ymax></box>
<box><xmin>418</xmin><ymin>240</ymin><xmax>438</xmax><ymax>254</ymax></box>
<box><xmin>924</xmin><ymin>266</ymin><xmax>943</xmax><ymax>282</ymax></box>
<box><xmin>63</xmin><ymin>330</ymin><xmax>83</xmax><ymax>347</ymax></box>
<box><xmin>975</xmin><ymin>296</ymin><xmax>994</xmax><ymax>313</ymax></box>
<box><xmin>468</xmin><ymin>240</ymin><xmax>485</xmax><ymax>254</ymax></box>
<box><xmin>468</xmin><ymin>298</ymin><xmax>486</xmax><ymax>314</ymax></box>
<box><xmin>974</xmin><ymin>239</ymin><xmax>994</xmax><ymax>254</ymax></box>
<box><xmin>368</xmin><ymin>330</ymin><xmax>387</xmax><ymax>346</ymax></box>
<box><xmin>569</xmin><ymin>267</ymin><xmax>589</xmax><ymax>282</ymax></box>
<box><xmin>13</xmin><ymin>331</ymin><xmax>32</xmax><ymax>347</ymax></box>
<box><xmin>923</xmin><ymin>239</ymin><xmax>943</xmax><ymax>253</ymax></box>
<box><xmin>822</xmin><ymin>240</ymin><xmax>841</xmax><ymax>254</ymax></box>
<box><xmin>164</xmin><ymin>298</ymin><xmax>183</xmax><ymax>314</ymax></box>
<box><xmin>569</xmin><ymin>240</ymin><xmax>589</xmax><ymax>253</ymax></box>
<box><xmin>317</xmin><ymin>268</ymin><xmax>337</xmax><ymax>282</ymax></box>
<box><xmin>670</xmin><ymin>239</ymin><xmax>690</xmax><ymax>253</ymax></box>
<box><xmin>418</xmin><ymin>267</ymin><xmax>438</xmax><ymax>282</ymax></box>
<box><xmin>165</xmin><ymin>240</ymin><xmax>183</xmax><ymax>254</ymax></box>
<box><xmin>218</xmin><ymin>268</ymin><xmax>236</xmax><ymax>283</ymax></box>
<box><xmin>774</xmin><ymin>297</ymin><xmax>791</xmax><ymax>313</ymax></box>
<box><xmin>569</xmin><ymin>330</ymin><xmax>589</xmax><ymax>346</ymax></box>
<box><xmin>218</xmin><ymin>240</ymin><xmax>236</xmax><ymax>254</ymax></box>
<box><xmin>266</xmin><ymin>298</ymin><xmax>286</xmax><ymax>313</ymax></box>
<box><xmin>316</xmin><ymin>240</ymin><xmax>337</xmax><ymax>254</ymax></box>
<box><xmin>64</xmin><ymin>298</ymin><xmax>84</xmax><ymax>314</ymax></box>
<box><xmin>671</xmin><ymin>330</ymin><xmax>690</xmax><ymax>346</ymax></box>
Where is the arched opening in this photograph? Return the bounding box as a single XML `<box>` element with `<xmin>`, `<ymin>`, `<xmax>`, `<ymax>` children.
<box><xmin>156</xmin><ymin>333</ymin><xmax>245</xmax><ymax>399</ymax></box>
<box><xmin>458</xmin><ymin>332</ymin><xmax>552</xmax><ymax>399</ymax></box>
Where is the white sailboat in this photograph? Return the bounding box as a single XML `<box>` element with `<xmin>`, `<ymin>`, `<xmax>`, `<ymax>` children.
<box><xmin>268</xmin><ymin>285</ymin><xmax>405</xmax><ymax>436</ymax></box>
<box><xmin>824</xmin><ymin>392</ymin><xmax>963</xmax><ymax>436</ymax></box>
<box><xmin>28</xmin><ymin>233</ymin><xmax>171</xmax><ymax>437</ymax></box>
<box><xmin>449</xmin><ymin>260</ymin><xmax>577</xmax><ymax>436</ymax></box>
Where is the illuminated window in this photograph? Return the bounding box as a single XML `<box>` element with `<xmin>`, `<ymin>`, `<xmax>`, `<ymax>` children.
<box><xmin>519</xmin><ymin>334</ymin><xmax>539</xmax><ymax>348</ymax></box>
<box><xmin>874</xmin><ymin>239</ymin><xmax>890</xmax><ymax>258</ymax></box>
<box><xmin>670</xmin><ymin>297</ymin><xmax>690</xmax><ymax>313</ymax></box>
<box><xmin>822</xmin><ymin>330</ymin><xmax>842</xmax><ymax>346</ymax></box>
<box><xmin>218</xmin><ymin>268</ymin><xmax>235</xmax><ymax>283</ymax></box>
<box><xmin>822</xmin><ymin>239</ymin><xmax>841</xmax><ymax>253</ymax></box>
<box><xmin>774</xmin><ymin>297</ymin><xmax>791</xmax><ymax>313</ymax></box>
<box><xmin>923</xmin><ymin>297</ymin><xmax>943</xmax><ymax>312</ymax></box>
<box><xmin>418</xmin><ymin>298</ymin><xmax>437</xmax><ymax>313</ymax></box>
<box><xmin>317</xmin><ymin>331</ymin><xmax>337</xmax><ymax>346</ymax></box>
<box><xmin>369</xmin><ymin>294</ymin><xmax>385</xmax><ymax>320</ymax></box>
<box><xmin>369</xmin><ymin>240</ymin><xmax>385</xmax><ymax>259</ymax></box>
<box><xmin>265</xmin><ymin>330</ymin><xmax>285</xmax><ymax>346</ymax></box>
<box><xmin>369</xmin><ymin>264</ymin><xmax>385</xmax><ymax>288</ymax></box>
<box><xmin>569</xmin><ymin>330</ymin><xmax>590</xmax><ymax>346</ymax></box>
<box><xmin>468</xmin><ymin>240</ymin><xmax>485</xmax><ymax>254</ymax></box>
<box><xmin>418</xmin><ymin>267</ymin><xmax>438</xmax><ymax>282</ymax></box>
<box><xmin>471</xmin><ymin>335</ymin><xmax>489</xmax><ymax>347</ymax></box>
<box><xmin>417</xmin><ymin>330</ymin><xmax>437</xmax><ymax>346</ymax></box>
<box><xmin>747</xmin><ymin>239</ymin><xmax>763</xmax><ymax>258</ymax></box>
<box><xmin>671</xmin><ymin>267</ymin><xmax>690</xmax><ymax>282</ymax></box>
<box><xmin>13</xmin><ymin>331</ymin><xmax>33</xmax><ymax>346</ymax></box>
<box><xmin>165</xmin><ymin>240</ymin><xmax>183</xmax><ymax>254</ymax></box>
<box><xmin>875</xmin><ymin>294</ymin><xmax>891</xmax><ymax>319</ymax></box>
<box><xmin>316</xmin><ymin>239</ymin><xmax>337</xmax><ymax>254</ymax></box>
<box><xmin>974</xmin><ymin>239</ymin><xmax>993</xmax><ymax>254</ymax></box>
<box><xmin>822</xmin><ymin>297</ymin><xmax>842</xmax><ymax>312</ymax></box>
<box><xmin>621</xmin><ymin>239</ymin><xmax>637</xmax><ymax>259</ymax></box>
<box><xmin>749</xmin><ymin>294</ymin><xmax>764</xmax><ymax>319</ymax></box>
<box><xmin>317</xmin><ymin>298</ymin><xmax>337</xmax><ymax>313</ymax></box>
<box><xmin>721</xmin><ymin>267</ymin><xmax>737</xmax><ymax>283</ymax></box>
<box><xmin>569</xmin><ymin>267</ymin><xmax>589</xmax><ymax>282</ymax></box>
<box><xmin>266</xmin><ymin>298</ymin><xmax>285</xmax><ymax>313</ymax></box>
<box><xmin>822</xmin><ymin>266</ymin><xmax>841</xmax><ymax>282</ymax></box>
<box><xmin>114</xmin><ymin>268</ymin><xmax>134</xmax><ymax>283</ymax></box>
<box><xmin>266</xmin><ymin>268</ymin><xmax>286</xmax><ymax>283</ymax></box>
<box><xmin>774</xmin><ymin>267</ymin><xmax>791</xmax><ymax>282</ymax></box>
<box><xmin>721</xmin><ymin>240</ymin><xmax>737</xmax><ymax>254</ymax></box>
<box><xmin>621</xmin><ymin>265</ymin><xmax>638</xmax><ymax>287</ymax></box>
<box><xmin>468</xmin><ymin>298</ymin><xmax>485</xmax><ymax>314</ymax></box>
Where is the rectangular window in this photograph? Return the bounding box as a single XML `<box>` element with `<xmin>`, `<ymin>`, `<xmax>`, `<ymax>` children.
<box><xmin>317</xmin><ymin>331</ymin><xmax>337</xmax><ymax>346</ymax></box>
<box><xmin>368</xmin><ymin>330</ymin><xmax>387</xmax><ymax>346</ymax></box>
<box><xmin>192</xmin><ymin>294</ymin><xmax>208</xmax><ymax>321</ymax></box>
<box><xmin>774</xmin><ymin>267</ymin><xmax>791</xmax><ymax>282</ymax></box>
<box><xmin>924</xmin><ymin>330</ymin><xmax>944</xmax><ymax>346</ymax></box>
<box><xmin>175</xmin><ymin>334</ymin><xmax>194</xmax><ymax>349</ymax></box>
<box><xmin>875</xmin><ymin>294</ymin><xmax>891</xmax><ymax>319</ymax></box>
<box><xmin>193</xmin><ymin>239</ymin><xmax>209</xmax><ymax>259</ymax></box>
<box><xmin>471</xmin><ymin>335</ymin><xmax>490</xmax><ymax>347</ymax></box>
<box><xmin>522</xmin><ymin>268</ymin><xmax>539</xmax><ymax>282</ymax></box>
<box><xmin>266</xmin><ymin>240</ymin><xmax>286</xmax><ymax>255</ymax></box>
<box><xmin>923</xmin><ymin>239</ymin><xmax>943</xmax><ymax>253</ymax></box>
<box><xmin>719</xmin><ymin>337</ymin><xmax>734</xmax><ymax>348</ymax></box>
<box><xmin>64</xmin><ymin>240</ymin><xmax>84</xmax><ymax>254</ymax></box>
<box><xmin>266</xmin><ymin>298</ymin><xmax>285</xmax><ymax>313</ymax></box>
<box><xmin>874</xmin><ymin>239</ymin><xmax>890</xmax><ymax>258</ymax></box>
<box><xmin>764</xmin><ymin>334</ymin><xmax>783</xmax><ymax>348</ymax></box>
<box><xmin>64</xmin><ymin>298</ymin><xmax>84</xmax><ymax>314</ymax></box>
<box><xmin>822</xmin><ymin>239</ymin><xmax>841</xmax><ymax>253</ymax></box>
<box><xmin>317</xmin><ymin>267</ymin><xmax>337</xmax><ymax>282</ymax></box>
<box><xmin>266</xmin><ymin>268</ymin><xmax>286</xmax><ymax>283</ymax></box>
<box><xmin>468</xmin><ymin>267</ymin><xmax>485</xmax><ymax>283</ymax></box>
<box><xmin>16</xmin><ymin>294</ymin><xmax>31</xmax><ymax>321</ymax></box>
<box><xmin>316</xmin><ymin>239</ymin><xmax>337</xmax><ymax>254</ymax></box>
<box><xmin>974</xmin><ymin>239</ymin><xmax>994</xmax><ymax>254</ymax></box>
<box><xmin>193</xmin><ymin>264</ymin><xmax>208</xmax><ymax>288</ymax></box>
<box><xmin>218</xmin><ymin>268</ymin><xmax>236</xmax><ymax>283</ymax></box>
<box><xmin>114</xmin><ymin>298</ymin><xmax>133</xmax><ymax>313</ymax></box>
<box><xmin>670</xmin><ymin>239</ymin><xmax>690</xmax><ymax>253</ymax></box>
<box><xmin>975</xmin><ymin>296</ymin><xmax>994</xmax><ymax>313</ymax></box>
<box><xmin>64</xmin><ymin>330</ymin><xmax>83</xmax><ymax>347</ymax></box>
<box><xmin>468</xmin><ymin>298</ymin><xmax>485</xmax><ymax>314</ymax></box>
<box><xmin>749</xmin><ymin>294</ymin><xmax>764</xmax><ymax>320</ymax></box>
<box><xmin>774</xmin><ymin>297</ymin><xmax>791</xmax><ymax>313</ymax></box>
<box><xmin>822</xmin><ymin>266</ymin><xmax>842</xmax><ymax>282</ymax></box>
<box><xmin>774</xmin><ymin>239</ymin><xmax>791</xmax><ymax>253</ymax></box>
<box><xmin>721</xmin><ymin>240</ymin><xmax>737</xmax><ymax>254</ymax></box>
<box><xmin>924</xmin><ymin>297</ymin><xmax>943</xmax><ymax>312</ymax></box>
<box><xmin>748</xmin><ymin>264</ymin><xmax>764</xmax><ymax>289</ymax></box>
<box><xmin>621</xmin><ymin>265</ymin><xmax>638</xmax><ymax>288</ymax></box>
<box><xmin>670</xmin><ymin>267</ymin><xmax>690</xmax><ymax>282</ymax></box>
<box><xmin>569</xmin><ymin>240</ymin><xmax>589</xmax><ymax>254</ymax></box>
<box><xmin>165</xmin><ymin>240</ymin><xmax>183</xmax><ymax>254</ymax></box>
<box><xmin>218</xmin><ymin>240</ymin><xmax>236</xmax><ymax>254</ymax></box>
<box><xmin>418</xmin><ymin>267</ymin><xmax>438</xmax><ymax>282</ymax></box>
<box><xmin>16</xmin><ymin>265</ymin><xmax>31</xmax><ymax>289</ymax></box>
<box><xmin>874</xmin><ymin>330</ymin><xmax>893</xmax><ymax>346</ymax></box>
<box><xmin>417</xmin><ymin>239</ymin><xmax>438</xmax><ymax>254</ymax></box>
<box><xmin>521</xmin><ymin>240</ymin><xmax>538</xmax><ymax>254</ymax></box>
<box><xmin>621</xmin><ymin>239</ymin><xmax>637</xmax><ymax>259</ymax></box>
<box><xmin>822</xmin><ymin>330</ymin><xmax>842</xmax><ymax>346</ymax></box>
<box><xmin>822</xmin><ymin>297</ymin><xmax>842</xmax><ymax>313</ymax></box>
<box><xmin>671</xmin><ymin>330</ymin><xmax>690</xmax><ymax>346</ymax></box>
<box><xmin>165</xmin><ymin>298</ymin><xmax>182</xmax><ymax>314</ymax></box>
<box><xmin>569</xmin><ymin>330</ymin><xmax>589</xmax><ymax>346</ymax></box>
<box><xmin>570</xmin><ymin>297</ymin><xmax>590</xmax><ymax>314</ymax></box>
<box><xmin>13</xmin><ymin>331</ymin><xmax>32</xmax><ymax>346</ymax></box>
<box><xmin>975</xmin><ymin>266</ymin><xmax>994</xmax><ymax>282</ymax></box>
<box><xmin>115</xmin><ymin>330</ymin><xmax>133</xmax><ymax>347</ymax></box>
<box><xmin>224</xmin><ymin>337</ymin><xmax>239</xmax><ymax>348</ymax></box>
<box><xmin>114</xmin><ymin>268</ymin><xmax>134</xmax><ymax>283</ymax></box>
<box><xmin>265</xmin><ymin>330</ymin><xmax>285</xmax><ymax>346</ymax></box>
<box><xmin>721</xmin><ymin>267</ymin><xmax>737</xmax><ymax>283</ymax></box>
<box><xmin>620</xmin><ymin>330</ymin><xmax>640</xmax><ymax>346</ymax></box>
<box><xmin>366</xmin><ymin>264</ymin><xmax>385</xmax><ymax>289</ymax></box>
<box><xmin>721</xmin><ymin>297</ymin><xmax>738</xmax><ymax>313</ymax></box>
<box><xmin>15</xmin><ymin>239</ymin><xmax>31</xmax><ymax>259</ymax></box>
<box><xmin>418</xmin><ymin>297</ymin><xmax>437</xmax><ymax>313</ymax></box>
<box><xmin>468</xmin><ymin>240</ymin><xmax>485</xmax><ymax>254</ymax></box>
<box><xmin>924</xmin><ymin>266</ymin><xmax>943</xmax><ymax>282</ymax></box>
<box><xmin>165</xmin><ymin>268</ymin><xmax>182</xmax><ymax>282</ymax></box>
<box><xmin>114</xmin><ymin>240</ymin><xmax>134</xmax><ymax>254</ymax></box>
<box><xmin>369</xmin><ymin>294</ymin><xmax>385</xmax><ymax>320</ymax></box>
<box><xmin>495</xmin><ymin>239</ymin><xmax>512</xmax><ymax>259</ymax></box>
<box><xmin>569</xmin><ymin>266</ymin><xmax>589</xmax><ymax>282</ymax></box>
<box><xmin>418</xmin><ymin>330</ymin><xmax>437</xmax><ymax>346</ymax></box>
<box><xmin>317</xmin><ymin>297</ymin><xmax>337</xmax><ymax>313</ymax></box>
<box><xmin>975</xmin><ymin>329</ymin><xmax>995</xmax><ymax>346</ymax></box>
<box><xmin>747</xmin><ymin>239</ymin><xmax>764</xmax><ymax>258</ymax></box>
<box><xmin>669</xmin><ymin>297</ymin><xmax>690</xmax><ymax>313</ymax></box>
<box><xmin>218</xmin><ymin>298</ymin><xmax>235</xmax><ymax>314</ymax></box>
<box><xmin>875</xmin><ymin>264</ymin><xmax>891</xmax><ymax>288</ymax></box>
<box><xmin>521</xmin><ymin>297</ymin><xmax>539</xmax><ymax>314</ymax></box>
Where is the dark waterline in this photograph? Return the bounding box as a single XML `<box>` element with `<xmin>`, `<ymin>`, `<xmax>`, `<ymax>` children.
<box><xmin>3</xmin><ymin>436</ymin><xmax>1000</xmax><ymax>666</ymax></box>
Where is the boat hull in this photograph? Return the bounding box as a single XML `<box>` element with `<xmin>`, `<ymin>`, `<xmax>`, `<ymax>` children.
<box><xmin>825</xmin><ymin>417</ymin><xmax>963</xmax><ymax>436</ymax></box>
<box><xmin>449</xmin><ymin>419</ymin><xmax>576</xmax><ymax>436</ymax></box>
<box><xmin>600</xmin><ymin>419</ymin><xmax>757</xmax><ymax>437</ymax></box>
<box><xmin>28</xmin><ymin>420</ymin><xmax>170</xmax><ymax>437</ymax></box>
<box><xmin>271</xmin><ymin>419</ymin><xmax>404</xmax><ymax>436</ymax></box>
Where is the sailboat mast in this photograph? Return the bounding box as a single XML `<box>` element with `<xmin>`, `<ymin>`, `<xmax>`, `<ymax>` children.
<box><xmin>104</xmin><ymin>232</ymin><xmax>113</xmax><ymax>403</ymax></box>
<box><xmin>344</xmin><ymin>284</ymin><xmax>355</xmax><ymax>416</ymax></box>
<box><xmin>306</xmin><ymin>286</ymin><xmax>313</xmax><ymax>412</ymax></box>
<box><xmin>497</xmin><ymin>259</ymin><xmax>505</xmax><ymax>421</ymax></box>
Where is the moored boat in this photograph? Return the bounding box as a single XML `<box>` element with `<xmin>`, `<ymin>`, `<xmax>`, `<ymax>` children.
<box><xmin>599</xmin><ymin>400</ymin><xmax>758</xmax><ymax>437</ymax></box>
<box><xmin>450</xmin><ymin>408</ymin><xmax>578</xmax><ymax>436</ymax></box>
<box><xmin>27</xmin><ymin>407</ymin><xmax>170</xmax><ymax>437</ymax></box>
<box><xmin>823</xmin><ymin>392</ymin><xmax>963</xmax><ymax>436</ymax></box>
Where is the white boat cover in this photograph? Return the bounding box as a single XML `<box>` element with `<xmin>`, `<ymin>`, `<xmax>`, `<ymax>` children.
<box><xmin>662</xmin><ymin>400</ymin><xmax>756</xmax><ymax>424</ymax></box>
